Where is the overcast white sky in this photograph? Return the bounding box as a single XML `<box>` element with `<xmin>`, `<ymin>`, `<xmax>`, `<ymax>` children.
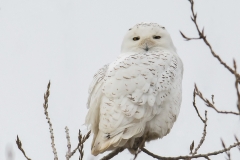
<box><xmin>1</xmin><ymin>0</ymin><xmax>240</xmax><ymax>160</ymax></box>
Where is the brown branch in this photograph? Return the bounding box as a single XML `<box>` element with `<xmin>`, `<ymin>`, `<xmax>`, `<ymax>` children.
<box><xmin>100</xmin><ymin>147</ymin><xmax>125</xmax><ymax>160</ymax></box>
<box><xmin>192</xmin><ymin>111</ymin><xmax>208</xmax><ymax>155</ymax></box>
<box><xmin>16</xmin><ymin>135</ymin><xmax>31</xmax><ymax>160</ymax></box>
<box><xmin>65</xmin><ymin>129</ymin><xmax>91</xmax><ymax>160</ymax></box>
<box><xmin>141</xmin><ymin>140</ymin><xmax>240</xmax><ymax>159</ymax></box>
<box><xmin>234</xmin><ymin>135</ymin><xmax>240</xmax><ymax>151</ymax></box>
<box><xmin>194</xmin><ymin>84</ymin><xmax>239</xmax><ymax>115</ymax></box>
<box><xmin>204</xmin><ymin>156</ymin><xmax>211</xmax><ymax>160</ymax></box>
<box><xmin>233</xmin><ymin>60</ymin><xmax>240</xmax><ymax>114</ymax></box>
<box><xmin>78</xmin><ymin>130</ymin><xmax>91</xmax><ymax>160</ymax></box>
<box><xmin>221</xmin><ymin>139</ymin><xmax>231</xmax><ymax>160</ymax></box>
<box><xmin>180</xmin><ymin>31</ymin><xmax>202</xmax><ymax>41</ymax></box>
<box><xmin>191</xmin><ymin>91</ymin><xmax>208</xmax><ymax>155</ymax></box>
<box><xmin>43</xmin><ymin>81</ymin><xmax>58</xmax><ymax>160</ymax></box>
<box><xmin>180</xmin><ymin>0</ymin><xmax>240</xmax><ymax>81</ymax></box>
<box><xmin>68</xmin><ymin>142</ymin><xmax>79</xmax><ymax>159</ymax></box>
<box><xmin>193</xmin><ymin>88</ymin><xmax>205</xmax><ymax>122</ymax></box>
<box><xmin>65</xmin><ymin>133</ymin><xmax>80</xmax><ymax>159</ymax></box>
<box><xmin>189</xmin><ymin>141</ymin><xmax>194</xmax><ymax>154</ymax></box>
<box><xmin>65</xmin><ymin>127</ymin><xmax>90</xmax><ymax>159</ymax></box>
<box><xmin>65</xmin><ymin>127</ymin><xmax>71</xmax><ymax>160</ymax></box>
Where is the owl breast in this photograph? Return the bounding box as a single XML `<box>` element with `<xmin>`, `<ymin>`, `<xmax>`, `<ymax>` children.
<box><xmin>87</xmin><ymin>50</ymin><xmax>183</xmax><ymax>155</ymax></box>
<box><xmin>100</xmin><ymin>50</ymin><xmax>182</xmax><ymax>138</ymax></box>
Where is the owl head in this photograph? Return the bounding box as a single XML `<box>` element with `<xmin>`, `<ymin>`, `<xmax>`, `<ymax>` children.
<box><xmin>121</xmin><ymin>22</ymin><xmax>176</xmax><ymax>53</ymax></box>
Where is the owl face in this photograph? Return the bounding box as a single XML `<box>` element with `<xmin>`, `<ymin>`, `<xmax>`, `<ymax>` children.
<box><xmin>121</xmin><ymin>23</ymin><xmax>176</xmax><ymax>53</ymax></box>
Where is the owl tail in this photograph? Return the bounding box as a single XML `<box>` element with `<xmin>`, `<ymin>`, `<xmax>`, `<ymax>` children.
<box><xmin>91</xmin><ymin>130</ymin><xmax>123</xmax><ymax>156</ymax></box>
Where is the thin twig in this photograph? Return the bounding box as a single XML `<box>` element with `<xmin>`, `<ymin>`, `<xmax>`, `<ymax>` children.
<box><xmin>233</xmin><ymin>59</ymin><xmax>240</xmax><ymax>114</ymax></box>
<box><xmin>180</xmin><ymin>0</ymin><xmax>240</xmax><ymax>81</ymax></box>
<box><xmin>195</xmin><ymin>84</ymin><xmax>239</xmax><ymax>115</ymax></box>
<box><xmin>234</xmin><ymin>135</ymin><xmax>240</xmax><ymax>151</ymax></box>
<box><xmin>16</xmin><ymin>135</ymin><xmax>31</xmax><ymax>160</ymax></box>
<box><xmin>100</xmin><ymin>147</ymin><xmax>125</xmax><ymax>160</ymax></box>
<box><xmin>180</xmin><ymin>31</ymin><xmax>202</xmax><ymax>41</ymax></box>
<box><xmin>193</xmin><ymin>87</ymin><xmax>205</xmax><ymax>122</ymax></box>
<box><xmin>191</xmin><ymin>92</ymin><xmax>208</xmax><ymax>155</ymax></box>
<box><xmin>43</xmin><ymin>81</ymin><xmax>58</xmax><ymax>160</ymax></box>
<box><xmin>65</xmin><ymin>129</ymin><xmax>91</xmax><ymax>159</ymax></box>
<box><xmin>221</xmin><ymin>139</ymin><xmax>231</xmax><ymax>160</ymax></box>
<box><xmin>189</xmin><ymin>141</ymin><xmax>194</xmax><ymax>154</ymax></box>
<box><xmin>78</xmin><ymin>130</ymin><xmax>91</xmax><ymax>160</ymax></box>
<box><xmin>192</xmin><ymin>111</ymin><xmax>208</xmax><ymax>155</ymax></box>
<box><xmin>68</xmin><ymin>142</ymin><xmax>80</xmax><ymax>158</ymax></box>
<box><xmin>65</xmin><ymin>127</ymin><xmax>71</xmax><ymax>160</ymax></box>
<box><xmin>204</xmin><ymin>156</ymin><xmax>211</xmax><ymax>160</ymax></box>
<box><xmin>141</xmin><ymin>140</ymin><xmax>240</xmax><ymax>159</ymax></box>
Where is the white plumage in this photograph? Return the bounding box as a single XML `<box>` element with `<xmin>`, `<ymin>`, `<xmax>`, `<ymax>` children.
<box><xmin>85</xmin><ymin>22</ymin><xmax>183</xmax><ymax>156</ymax></box>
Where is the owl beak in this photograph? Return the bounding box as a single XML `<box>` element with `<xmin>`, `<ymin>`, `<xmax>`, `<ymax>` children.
<box><xmin>144</xmin><ymin>45</ymin><xmax>149</xmax><ymax>51</ymax></box>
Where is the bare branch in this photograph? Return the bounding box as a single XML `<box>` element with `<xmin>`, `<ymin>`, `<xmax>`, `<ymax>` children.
<box><xmin>233</xmin><ymin>59</ymin><xmax>240</xmax><ymax>114</ymax></box>
<box><xmin>189</xmin><ymin>141</ymin><xmax>194</xmax><ymax>154</ymax></box>
<box><xmin>65</xmin><ymin>131</ymin><xmax>80</xmax><ymax>159</ymax></box>
<box><xmin>43</xmin><ymin>81</ymin><xmax>58</xmax><ymax>160</ymax></box>
<box><xmin>195</xmin><ymin>84</ymin><xmax>239</xmax><ymax>115</ymax></box>
<box><xmin>78</xmin><ymin>130</ymin><xmax>91</xmax><ymax>160</ymax></box>
<box><xmin>211</xmin><ymin>95</ymin><xmax>214</xmax><ymax>104</ymax></box>
<box><xmin>179</xmin><ymin>31</ymin><xmax>201</xmax><ymax>41</ymax></box>
<box><xmin>193</xmin><ymin>87</ymin><xmax>205</xmax><ymax>122</ymax></box>
<box><xmin>192</xmin><ymin>111</ymin><xmax>208</xmax><ymax>155</ymax></box>
<box><xmin>16</xmin><ymin>135</ymin><xmax>31</xmax><ymax>160</ymax></box>
<box><xmin>65</xmin><ymin>127</ymin><xmax>71</xmax><ymax>160</ymax></box>
<box><xmin>65</xmin><ymin>129</ymin><xmax>91</xmax><ymax>160</ymax></box>
<box><xmin>234</xmin><ymin>135</ymin><xmax>240</xmax><ymax>151</ymax></box>
<box><xmin>141</xmin><ymin>140</ymin><xmax>240</xmax><ymax>159</ymax></box>
<box><xmin>68</xmin><ymin>142</ymin><xmax>79</xmax><ymax>158</ymax></box>
<box><xmin>221</xmin><ymin>139</ymin><xmax>231</xmax><ymax>160</ymax></box>
<box><xmin>180</xmin><ymin>0</ymin><xmax>240</xmax><ymax>81</ymax></box>
<box><xmin>192</xmin><ymin>91</ymin><xmax>208</xmax><ymax>155</ymax></box>
<box><xmin>204</xmin><ymin>156</ymin><xmax>211</xmax><ymax>160</ymax></box>
<box><xmin>100</xmin><ymin>147</ymin><xmax>125</xmax><ymax>160</ymax></box>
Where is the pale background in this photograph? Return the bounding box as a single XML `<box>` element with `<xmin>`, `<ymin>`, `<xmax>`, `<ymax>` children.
<box><xmin>0</xmin><ymin>0</ymin><xmax>240</xmax><ymax>159</ymax></box>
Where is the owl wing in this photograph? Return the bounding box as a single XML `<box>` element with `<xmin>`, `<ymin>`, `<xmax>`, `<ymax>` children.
<box><xmin>85</xmin><ymin>64</ymin><xmax>109</xmax><ymax>137</ymax></box>
<box><xmin>87</xmin><ymin>64</ymin><xmax>109</xmax><ymax>108</ymax></box>
<box><xmin>87</xmin><ymin>51</ymin><xmax>183</xmax><ymax>155</ymax></box>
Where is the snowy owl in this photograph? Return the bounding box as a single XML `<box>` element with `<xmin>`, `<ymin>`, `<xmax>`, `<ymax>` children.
<box><xmin>85</xmin><ymin>22</ymin><xmax>183</xmax><ymax>156</ymax></box>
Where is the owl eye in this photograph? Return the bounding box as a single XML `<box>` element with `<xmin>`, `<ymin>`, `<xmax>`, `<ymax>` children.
<box><xmin>153</xmin><ymin>35</ymin><xmax>161</xmax><ymax>39</ymax></box>
<box><xmin>133</xmin><ymin>37</ymin><xmax>140</xmax><ymax>41</ymax></box>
